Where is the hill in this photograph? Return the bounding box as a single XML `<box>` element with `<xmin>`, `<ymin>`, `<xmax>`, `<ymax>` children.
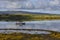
<box><xmin>0</xmin><ymin>11</ymin><xmax>59</xmax><ymax>15</ymax></box>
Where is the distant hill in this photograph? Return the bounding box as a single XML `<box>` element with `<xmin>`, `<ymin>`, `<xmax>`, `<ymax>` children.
<box><xmin>0</xmin><ymin>11</ymin><xmax>59</xmax><ymax>15</ymax></box>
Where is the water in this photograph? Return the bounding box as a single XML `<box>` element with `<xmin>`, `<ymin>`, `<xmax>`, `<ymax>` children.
<box><xmin>0</xmin><ymin>20</ymin><xmax>60</xmax><ymax>34</ymax></box>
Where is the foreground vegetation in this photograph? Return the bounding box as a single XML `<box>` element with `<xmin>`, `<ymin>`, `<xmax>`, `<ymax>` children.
<box><xmin>0</xmin><ymin>31</ymin><xmax>60</xmax><ymax>40</ymax></box>
<box><xmin>0</xmin><ymin>14</ymin><xmax>60</xmax><ymax>21</ymax></box>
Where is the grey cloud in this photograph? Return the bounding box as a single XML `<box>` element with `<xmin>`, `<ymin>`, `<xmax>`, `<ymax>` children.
<box><xmin>0</xmin><ymin>0</ymin><xmax>60</xmax><ymax>11</ymax></box>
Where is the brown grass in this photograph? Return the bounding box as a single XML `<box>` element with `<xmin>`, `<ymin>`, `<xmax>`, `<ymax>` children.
<box><xmin>0</xmin><ymin>32</ymin><xmax>60</xmax><ymax>40</ymax></box>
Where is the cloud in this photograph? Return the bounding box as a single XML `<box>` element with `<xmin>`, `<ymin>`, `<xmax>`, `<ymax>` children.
<box><xmin>6</xmin><ymin>2</ymin><xmax>22</xmax><ymax>8</ymax></box>
<box><xmin>25</xmin><ymin>2</ymin><xmax>33</xmax><ymax>8</ymax></box>
<box><xmin>49</xmin><ymin>0</ymin><xmax>59</xmax><ymax>5</ymax></box>
<box><xmin>0</xmin><ymin>0</ymin><xmax>48</xmax><ymax>9</ymax></box>
<box><xmin>0</xmin><ymin>0</ymin><xmax>60</xmax><ymax>11</ymax></box>
<box><xmin>0</xmin><ymin>0</ymin><xmax>25</xmax><ymax>9</ymax></box>
<box><xmin>6</xmin><ymin>2</ymin><xmax>17</xmax><ymax>8</ymax></box>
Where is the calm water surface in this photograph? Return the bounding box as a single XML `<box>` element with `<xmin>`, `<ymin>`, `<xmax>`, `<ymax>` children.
<box><xmin>0</xmin><ymin>20</ymin><xmax>60</xmax><ymax>34</ymax></box>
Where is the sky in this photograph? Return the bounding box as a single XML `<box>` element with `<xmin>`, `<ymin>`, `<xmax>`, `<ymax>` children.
<box><xmin>0</xmin><ymin>0</ymin><xmax>60</xmax><ymax>14</ymax></box>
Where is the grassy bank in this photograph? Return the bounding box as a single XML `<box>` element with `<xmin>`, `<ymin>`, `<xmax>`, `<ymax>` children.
<box><xmin>0</xmin><ymin>31</ymin><xmax>60</xmax><ymax>40</ymax></box>
<box><xmin>0</xmin><ymin>14</ymin><xmax>60</xmax><ymax>21</ymax></box>
<box><xmin>31</xmin><ymin>14</ymin><xmax>60</xmax><ymax>20</ymax></box>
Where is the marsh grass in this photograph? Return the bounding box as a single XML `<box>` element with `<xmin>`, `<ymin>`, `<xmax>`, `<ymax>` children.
<box><xmin>0</xmin><ymin>31</ymin><xmax>60</xmax><ymax>40</ymax></box>
<box><xmin>0</xmin><ymin>14</ymin><xmax>60</xmax><ymax>21</ymax></box>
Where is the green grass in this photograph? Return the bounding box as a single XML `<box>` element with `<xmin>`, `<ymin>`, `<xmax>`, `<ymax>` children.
<box><xmin>1</xmin><ymin>14</ymin><xmax>60</xmax><ymax>21</ymax></box>
<box><xmin>11</xmin><ymin>14</ymin><xmax>60</xmax><ymax>20</ymax></box>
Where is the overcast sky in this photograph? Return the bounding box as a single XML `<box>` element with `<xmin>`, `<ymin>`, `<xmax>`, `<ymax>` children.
<box><xmin>0</xmin><ymin>0</ymin><xmax>60</xmax><ymax>14</ymax></box>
